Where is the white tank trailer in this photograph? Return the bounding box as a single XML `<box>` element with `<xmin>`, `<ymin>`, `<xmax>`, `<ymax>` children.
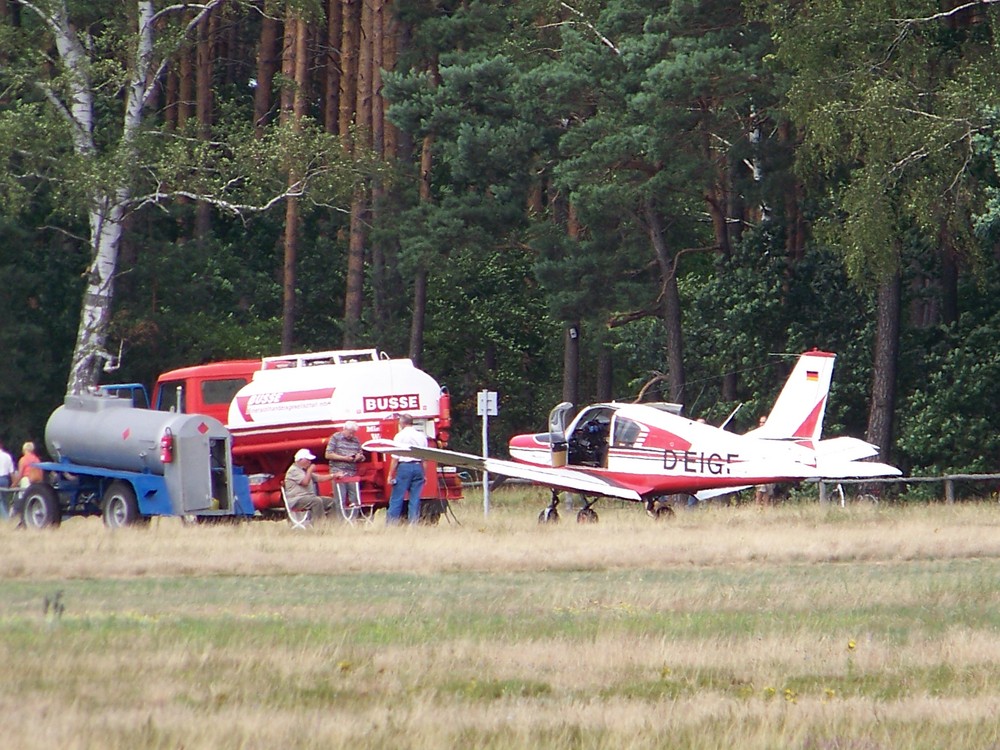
<box><xmin>16</xmin><ymin>393</ymin><xmax>253</xmax><ymax>529</ymax></box>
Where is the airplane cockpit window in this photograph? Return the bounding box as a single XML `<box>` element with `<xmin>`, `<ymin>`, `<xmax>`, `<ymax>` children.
<box><xmin>612</xmin><ymin>417</ymin><xmax>641</xmax><ymax>448</ymax></box>
<box><xmin>568</xmin><ymin>407</ymin><xmax>613</xmax><ymax>467</ymax></box>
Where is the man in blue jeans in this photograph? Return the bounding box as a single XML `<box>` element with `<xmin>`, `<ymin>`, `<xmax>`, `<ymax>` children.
<box><xmin>386</xmin><ymin>414</ymin><xmax>428</xmax><ymax>524</ymax></box>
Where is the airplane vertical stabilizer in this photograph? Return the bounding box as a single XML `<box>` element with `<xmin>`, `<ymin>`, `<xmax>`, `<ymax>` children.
<box><xmin>750</xmin><ymin>350</ymin><xmax>836</xmax><ymax>442</ymax></box>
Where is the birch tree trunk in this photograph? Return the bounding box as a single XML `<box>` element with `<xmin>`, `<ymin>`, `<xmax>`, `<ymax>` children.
<box><xmin>21</xmin><ymin>0</ymin><xmax>225</xmax><ymax>394</ymax></box>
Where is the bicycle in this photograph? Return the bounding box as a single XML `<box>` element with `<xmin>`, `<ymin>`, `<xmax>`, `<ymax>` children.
<box><xmin>833</xmin><ymin>483</ymin><xmax>880</xmax><ymax>507</ymax></box>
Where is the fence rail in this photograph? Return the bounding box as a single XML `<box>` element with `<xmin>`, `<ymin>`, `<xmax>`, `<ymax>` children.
<box><xmin>815</xmin><ymin>474</ymin><xmax>1000</xmax><ymax>504</ymax></box>
<box><xmin>475</xmin><ymin>474</ymin><xmax>1000</xmax><ymax>505</ymax></box>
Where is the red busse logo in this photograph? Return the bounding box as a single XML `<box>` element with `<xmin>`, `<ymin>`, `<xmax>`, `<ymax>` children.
<box><xmin>363</xmin><ymin>394</ymin><xmax>420</xmax><ymax>413</ymax></box>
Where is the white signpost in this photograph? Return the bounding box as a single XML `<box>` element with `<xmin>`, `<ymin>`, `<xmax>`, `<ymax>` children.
<box><xmin>477</xmin><ymin>390</ymin><xmax>498</xmax><ymax>517</ymax></box>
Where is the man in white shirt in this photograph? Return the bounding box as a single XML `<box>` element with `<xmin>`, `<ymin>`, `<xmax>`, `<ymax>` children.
<box><xmin>386</xmin><ymin>414</ymin><xmax>428</xmax><ymax>524</ymax></box>
<box><xmin>0</xmin><ymin>440</ymin><xmax>14</xmax><ymax>521</ymax></box>
<box><xmin>0</xmin><ymin>440</ymin><xmax>14</xmax><ymax>489</ymax></box>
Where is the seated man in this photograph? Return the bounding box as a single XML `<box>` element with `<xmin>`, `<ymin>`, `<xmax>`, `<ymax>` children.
<box><xmin>283</xmin><ymin>448</ymin><xmax>340</xmax><ymax>520</ymax></box>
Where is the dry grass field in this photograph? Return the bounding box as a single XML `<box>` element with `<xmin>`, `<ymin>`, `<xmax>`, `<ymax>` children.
<box><xmin>3</xmin><ymin>490</ymin><xmax>1000</xmax><ymax>749</ymax></box>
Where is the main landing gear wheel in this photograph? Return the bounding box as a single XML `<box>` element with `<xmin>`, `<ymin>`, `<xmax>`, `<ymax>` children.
<box><xmin>21</xmin><ymin>483</ymin><xmax>61</xmax><ymax>529</ymax></box>
<box><xmin>575</xmin><ymin>497</ymin><xmax>600</xmax><ymax>523</ymax></box>
<box><xmin>646</xmin><ymin>498</ymin><xmax>675</xmax><ymax>521</ymax></box>
<box><xmin>102</xmin><ymin>481</ymin><xmax>142</xmax><ymax>528</ymax></box>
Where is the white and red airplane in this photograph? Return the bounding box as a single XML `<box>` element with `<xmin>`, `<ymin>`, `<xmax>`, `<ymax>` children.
<box><xmin>365</xmin><ymin>350</ymin><xmax>900</xmax><ymax>522</ymax></box>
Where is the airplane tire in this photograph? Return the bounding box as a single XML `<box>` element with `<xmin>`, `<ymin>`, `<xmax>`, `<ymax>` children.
<box><xmin>538</xmin><ymin>507</ymin><xmax>560</xmax><ymax>524</ymax></box>
<box><xmin>654</xmin><ymin>504</ymin><xmax>675</xmax><ymax>521</ymax></box>
<box><xmin>576</xmin><ymin>508</ymin><xmax>598</xmax><ymax>524</ymax></box>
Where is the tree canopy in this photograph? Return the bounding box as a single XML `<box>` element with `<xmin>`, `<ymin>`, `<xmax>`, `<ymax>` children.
<box><xmin>3</xmin><ymin>0</ymin><xmax>1000</xmax><ymax>476</ymax></box>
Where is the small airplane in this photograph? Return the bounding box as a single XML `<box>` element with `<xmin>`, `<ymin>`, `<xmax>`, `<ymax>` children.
<box><xmin>364</xmin><ymin>350</ymin><xmax>901</xmax><ymax>522</ymax></box>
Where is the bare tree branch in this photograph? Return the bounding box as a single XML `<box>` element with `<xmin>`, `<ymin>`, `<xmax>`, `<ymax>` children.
<box><xmin>633</xmin><ymin>373</ymin><xmax>670</xmax><ymax>403</ymax></box>
<box><xmin>130</xmin><ymin>185</ymin><xmax>351</xmax><ymax>220</ymax></box>
<box><xmin>607</xmin><ymin>309</ymin><xmax>659</xmax><ymax>329</ymax></box>
<box><xmin>558</xmin><ymin>2</ymin><xmax>620</xmax><ymax>55</ymax></box>
<box><xmin>142</xmin><ymin>0</ymin><xmax>230</xmax><ymax>110</ymax></box>
<box><xmin>891</xmin><ymin>0</ymin><xmax>1000</xmax><ymax>24</ymax></box>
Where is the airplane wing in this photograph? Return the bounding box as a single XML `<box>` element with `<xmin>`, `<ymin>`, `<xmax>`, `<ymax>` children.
<box><xmin>695</xmin><ymin>485</ymin><xmax>752</xmax><ymax>501</ymax></box>
<box><xmin>694</xmin><ymin>458</ymin><xmax>899</xmax><ymax>502</ymax></box>
<box><xmin>814</xmin><ymin>436</ymin><xmax>880</xmax><ymax>462</ymax></box>
<box><xmin>814</xmin><ymin>458</ymin><xmax>901</xmax><ymax>478</ymax></box>
<box><xmin>362</xmin><ymin>440</ymin><xmax>642</xmax><ymax>501</ymax></box>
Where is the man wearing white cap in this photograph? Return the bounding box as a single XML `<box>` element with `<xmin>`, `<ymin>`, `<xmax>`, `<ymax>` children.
<box><xmin>284</xmin><ymin>448</ymin><xmax>339</xmax><ymax>519</ymax></box>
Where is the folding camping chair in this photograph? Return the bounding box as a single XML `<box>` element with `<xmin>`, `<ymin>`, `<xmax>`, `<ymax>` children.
<box><xmin>281</xmin><ymin>485</ymin><xmax>312</xmax><ymax>529</ymax></box>
<box><xmin>333</xmin><ymin>476</ymin><xmax>371</xmax><ymax>524</ymax></box>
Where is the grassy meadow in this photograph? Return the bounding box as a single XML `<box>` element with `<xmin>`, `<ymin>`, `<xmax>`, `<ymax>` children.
<box><xmin>3</xmin><ymin>490</ymin><xmax>1000</xmax><ymax>749</ymax></box>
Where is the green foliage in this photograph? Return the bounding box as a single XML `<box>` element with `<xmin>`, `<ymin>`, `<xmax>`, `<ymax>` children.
<box><xmin>767</xmin><ymin>0</ymin><xmax>999</xmax><ymax>288</ymax></box>
<box><xmin>677</xmin><ymin>232</ymin><xmax>795</xmax><ymax>425</ymax></box>
<box><xmin>421</xmin><ymin>243</ymin><xmax>558</xmax><ymax>452</ymax></box>
<box><xmin>0</xmin><ymin>216</ymin><xmax>88</xmax><ymax>446</ymax></box>
<box><xmin>5</xmin><ymin>0</ymin><xmax>1000</xmax><ymax>475</ymax></box>
<box><xmin>106</xmin><ymin>230</ymin><xmax>283</xmax><ymax>389</ymax></box>
<box><xmin>896</xmin><ymin>267</ymin><xmax>1000</xmax><ymax>475</ymax></box>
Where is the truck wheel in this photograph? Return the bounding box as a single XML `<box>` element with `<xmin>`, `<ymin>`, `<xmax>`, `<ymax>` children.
<box><xmin>102</xmin><ymin>482</ymin><xmax>141</xmax><ymax>528</ymax></box>
<box><xmin>21</xmin><ymin>483</ymin><xmax>62</xmax><ymax>529</ymax></box>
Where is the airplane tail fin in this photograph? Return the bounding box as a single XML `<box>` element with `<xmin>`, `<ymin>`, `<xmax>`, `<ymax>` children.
<box><xmin>749</xmin><ymin>350</ymin><xmax>836</xmax><ymax>442</ymax></box>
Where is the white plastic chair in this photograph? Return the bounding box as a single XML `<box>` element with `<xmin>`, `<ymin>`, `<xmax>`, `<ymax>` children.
<box><xmin>281</xmin><ymin>485</ymin><xmax>311</xmax><ymax>529</ymax></box>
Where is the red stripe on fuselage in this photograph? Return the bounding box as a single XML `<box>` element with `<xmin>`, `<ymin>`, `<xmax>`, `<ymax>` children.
<box><xmin>639</xmin><ymin>430</ymin><xmax>692</xmax><ymax>452</ymax></box>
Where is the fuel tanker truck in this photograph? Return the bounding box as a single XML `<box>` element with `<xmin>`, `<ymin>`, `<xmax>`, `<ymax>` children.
<box><xmin>17</xmin><ymin>392</ymin><xmax>255</xmax><ymax>529</ymax></box>
<box><xmin>141</xmin><ymin>348</ymin><xmax>462</xmax><ymax>522</ymax></box>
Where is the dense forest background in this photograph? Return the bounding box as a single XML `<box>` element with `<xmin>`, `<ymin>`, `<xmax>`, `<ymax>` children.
<box><xmin>2</xmin><ymin>0</ymin><xmax>1000</xmax><ymax>478</ymax></box>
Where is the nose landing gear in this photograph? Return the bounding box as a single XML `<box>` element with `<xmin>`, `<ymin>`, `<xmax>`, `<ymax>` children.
<box><xmin>538</xmin><ymin>490</ymin><xmax>560</xmax><ymax>523</ymax></box>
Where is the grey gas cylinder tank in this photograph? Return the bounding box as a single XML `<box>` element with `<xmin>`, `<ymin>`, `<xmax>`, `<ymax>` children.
<box><xmin>45</xmin><ymin>393</ymin><xmax>228</xmax><ymax>475</ymax></box>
